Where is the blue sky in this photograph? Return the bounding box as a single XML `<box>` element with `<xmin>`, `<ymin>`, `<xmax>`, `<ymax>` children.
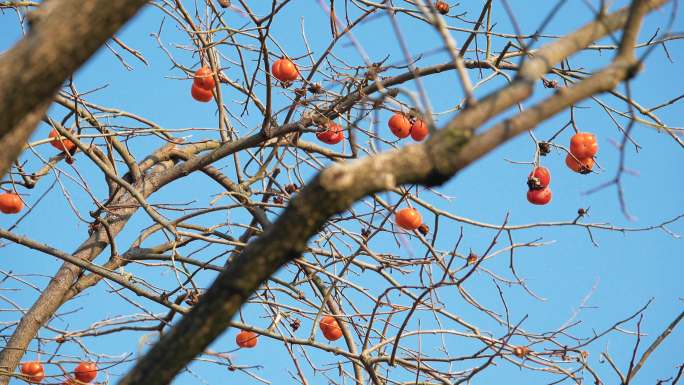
<box><xmin>1</xmin><ymin>1</ymin><xmax>683</xmax><ymax>384</ymax></box>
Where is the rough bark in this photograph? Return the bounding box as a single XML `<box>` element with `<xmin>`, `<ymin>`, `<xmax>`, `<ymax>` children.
<box><xmin>0</xmin><ymin>0</ymin><xmax>149</xmax><ymax>177</ymax></box>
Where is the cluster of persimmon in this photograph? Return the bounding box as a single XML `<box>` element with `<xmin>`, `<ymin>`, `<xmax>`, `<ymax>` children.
<box><xmin>525</xmin><ymin>132</ymin><xmax>598</xmax><ymax>205</ymax></box>
<box><xmin>319</xmin><ymin>315</ymin><xmax>343</xmax><ymax>341</ymax></box>
<box><xmin>235</xmin><ymin>330</ymin><xmax>258</xmax><ymax>349</ymax></box>
<box><xmin>19</xmin><ymin>361</ymin><xmax>98</xmax><ymax>384</ymax></box>
<box><xmin>388</xmin><ymin>113</ymin><xmax>429</xmax><ymax>142</ymax></box>
<box><xmin>234</xmin><ymin>316</ymin><xmax>344</xmax><ymax>349</ymax></box>
<box><xmin>565</xmin><ymin>132</ymin><xmax>598</xmax><ymax>174</ymax></box>
<box><xmin>526</xmin><ymin>166</ymin><xmax>552</xmax><ymax>205</ymax></box>
<box><xmin>190</xmin><ymin>66</ymin><xmax>215</xmax><ymax>102</ymax></box>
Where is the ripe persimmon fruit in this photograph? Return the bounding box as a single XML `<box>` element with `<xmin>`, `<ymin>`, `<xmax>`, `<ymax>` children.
<box><xmin>272</xmin><ymin>58</ymin><xmax>299</xmax><ymax>82</ymax></box>
<box><xmin>191</xmin><ymin>84</ymin><xmax>213</xmax><ymax>102</ymax></box>
<box><xmin>395</xmin><ymin>208</ymin><xmax>422</xmax><ymax>230</ymax></box>
<box><xmin>316</xmin><ymin>122</ymin><xmax>344</xmax><ymax>145</ymax></box>
<box><xmin>49</xmin><ymin>129</ymin><xmax>77</xmax><ymax>153</ymax></box>
<box><xmin>388</xmin><ymin>113</ymin><xmax>412</xmax><ymax>138</ymax></box>
<box><xmin>435</xmin><ymin>1</ymin><xmax>449</xmax><ymax>15</ymax></box>
<box><xmin>0</xmin><ymin>193</ymin><xmax>24</xmax><ymax>214</ymax></box>
<box><xmin>527</xmin><ymin>188</ymin><xmax>552</xmax><ymax>205</ymax></box>
<box><xmin>193</xmin><ymin>66</ymin><xmax>215</xmax><ymax>90</ymax></box>
<box><xmin>74</xmin><ymin>361</ymin><xmax>97</xmax><ymax>383</ymax></box>
<box><xmin>236</xmin><ymin>330</ymin><xmax>258</xmax><ymax>348</ymax></box>
<box><xmin>565</xmin><ymin>154</ymin><xmax>594</xmax><ymax>174</ymax></box>
<box><xmin>527</xmin><ymin>166</ymin><xmax>550</xmax><ymax>190</ymax></box>
<box><xmin>570</xmin><ymin>132</ymin><xmax>598</xmax><ymax>159</ymax></box>
<box><xmin>410</xmin><ymin>119</ymin><xmax>428</xmax><ymax>141</ymax></box>
<box><xmin>319</xmin><ymin>316</ymin><xmax>343</xmax><ymax>341</ymax></box>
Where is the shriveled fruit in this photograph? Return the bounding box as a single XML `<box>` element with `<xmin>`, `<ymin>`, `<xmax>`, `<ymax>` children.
<box><xmin>284</xmin><ymin>184</ymin><xmax>298</xmax><ymax>194</ymax></box>
<box><xmin>395</xmin><ymin>208</ymin><xmax>422</xmax><ymax>230</ymax></box>
<box><xmin>417</xmin><ymin>223</ymin><xmax>429</xmax><ymax>236</ymax></box>
<box><xmin>316</xmin><ymin>122</ymin><xmax>344</xmax><ymax>144</ymax></box>
<box><xmin>467</xmin><ymin>252</ymin><xmax>478</xmax><ymax>265</ymax></box>
<box><xmin>565</xmin><ymin>154</ymin><xmax>594</xmax><ymax>174</ymax></box>
<box><xmin>74</xmin><ymin>361</ymin><xmax>97</xmax><ymax>383</ymax></box>
<box><xmin>435</xmin><ymin>0</ymin><xmax>449</xmax><ymax>14</ymax></box>
<box><xmin>49</xmin><ymin>129</ymin><xmax>77</xmax><ymax>153</ymax></box>
<box><xmin>319</xmin><ymin>316</ymin><xmax>343</xmax><ymax>341</ymax></box>
<box><xmin>527</xmin><ymin>166</ymin><xmax>550</xmax><ymax>190</ymax></box>
<box><xmin>0</xmin><ymin>193</ymin><xmax>24</xmax><ymax>214</ymax></box>
<box><xmin>272</xmin><ymin>58</ymin><xmax>299</xmax><ymax>82</ymax></box>
<box><xmin>527</xmin><ymin>187</ymin><xmax>552</xmax><ymax>205</ymax></box>
<box><xmin>570</xmin><ymin>132</ymin><xmax>598</xmax><ymax>158</ymax></box>
<box><xmin>191</xmin><ymin>84</ymin><xmax>213</xmax><ymax>102</ymax></box>
<box><xmin>410</xmin><ymin>119</ymin><xmax>428</xmax><ymax>141</ymax></box>
<box><xmin>20</xmin><ymin>361</ymin><xmax>44</xmax><ymax>383</ymax></box>
<box><xmin>236</xmin><ymin>330</ymin><xmax>258</xmax><ymax>348</ymax></box>
<box><xmin>388</xmin><ymin>113</ymin><xmax>412</xmax><ymax>138</ymax></box>
<box><xmin>513</xmin><ymin>346</ymin><xmax>530</xmax><ymax>358</ymax></box>
<box><xmin>193</xmin><ymin>66</ymin><xmax>215</xmax><ymax>90</ymax></box>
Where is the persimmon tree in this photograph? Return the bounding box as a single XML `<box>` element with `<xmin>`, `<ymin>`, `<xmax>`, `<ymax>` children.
<box><xmin>0</xmin><ymin>0</ymin><xmax>683</xmax><ymax>384</ymax></box>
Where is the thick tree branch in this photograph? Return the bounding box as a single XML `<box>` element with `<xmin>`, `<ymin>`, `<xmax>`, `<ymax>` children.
<box><xmin>0</xmin><ymin>0</ymin><xmax>149</xmax><ymax>177</ymax></box>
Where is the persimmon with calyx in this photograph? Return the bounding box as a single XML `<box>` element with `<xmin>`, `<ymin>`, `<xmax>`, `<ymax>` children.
<box><xmin>0</xmin><ymin>193</ymin><xmax>23</xmax><ymax>214</ymax></box>
<box><xmin>395</xmin><ymin>208</ymin><xmax>422</xmax><ymax>230</ymax></box>
<box><xmin>73</xmin><ymin>361</ymin><xmax>97</xmax><ymax>383</ymax></box>
<box><xmin>410</xmin><ymin>119</ymin><xmax>428</xmax><ymax>141</ymax></box>
<box><xmin>565</xmin><ymin>154</ymin><xmax>594</xmax><ymax>174</ymax></box>
<box><xmin>388</xmin><ymin>113</ymin><xmax>411</xmax><ymax>138</ymax></box>
<box><xmin>570</xmin><ymin>132</ymin><xmax>598</xmax><ymax>159</ymax></box>
<box><xmin>435</xmin><ymin>0</ymin><xmax>449</xmax><ymax>15</ymax></box>
<box><xmin>316</xmin><ymin>122</ymin><xmax>344</xmax><ymax>144</ymax></box>
<box><xmin>272</xmin><ymin>58</ymin><xmax>299</xmax><ymax>82</ymax></box>
<box><xmin>527</xmin><ymin>166</ymin><xmax>550</xmax><ymax>190</ymax></box>
<box><xmin>193</xmin><ymin>66</ymin><xmax>215</xmax><ymax>90</ymax></box>
<box><xmin>20</xmin><ymin>361</ymin><xmax>44</xmax><ymax>383</ymax></box>
<box><xmin>527</xmin><ymin>188</ymin><xmax>552</xmax><ymax>205</ymax></box>
<box><xmin>236</xmin><ymin>330</ymin><xmax>258</xmax><ymax>348</ymax></box>
<box><xmin>49</xmin><ymin>129</ymin><xmax>76</xmax><ymax>153</ymax></box>
<box><xmin>319</xmin><ymin>316</ymin><xmax>343</xmax><ymax>341</ymax></box>
<box><xmin>191</xmin><ymin>84</ymin><xmax>213</xmax><ymax>102</ymax></box>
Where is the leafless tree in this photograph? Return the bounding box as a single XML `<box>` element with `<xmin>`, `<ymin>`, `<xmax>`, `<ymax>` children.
<box><xmin>0</xmin><ymin>0</ymin><xmax>682</xmax><ymax>384</ymax></box>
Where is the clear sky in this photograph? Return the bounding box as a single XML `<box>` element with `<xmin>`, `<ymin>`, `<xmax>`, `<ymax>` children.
<box><xmin>0</xmin><ymin>1</ymin><xmax>683</xmax><ymax>384</ymax></box>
